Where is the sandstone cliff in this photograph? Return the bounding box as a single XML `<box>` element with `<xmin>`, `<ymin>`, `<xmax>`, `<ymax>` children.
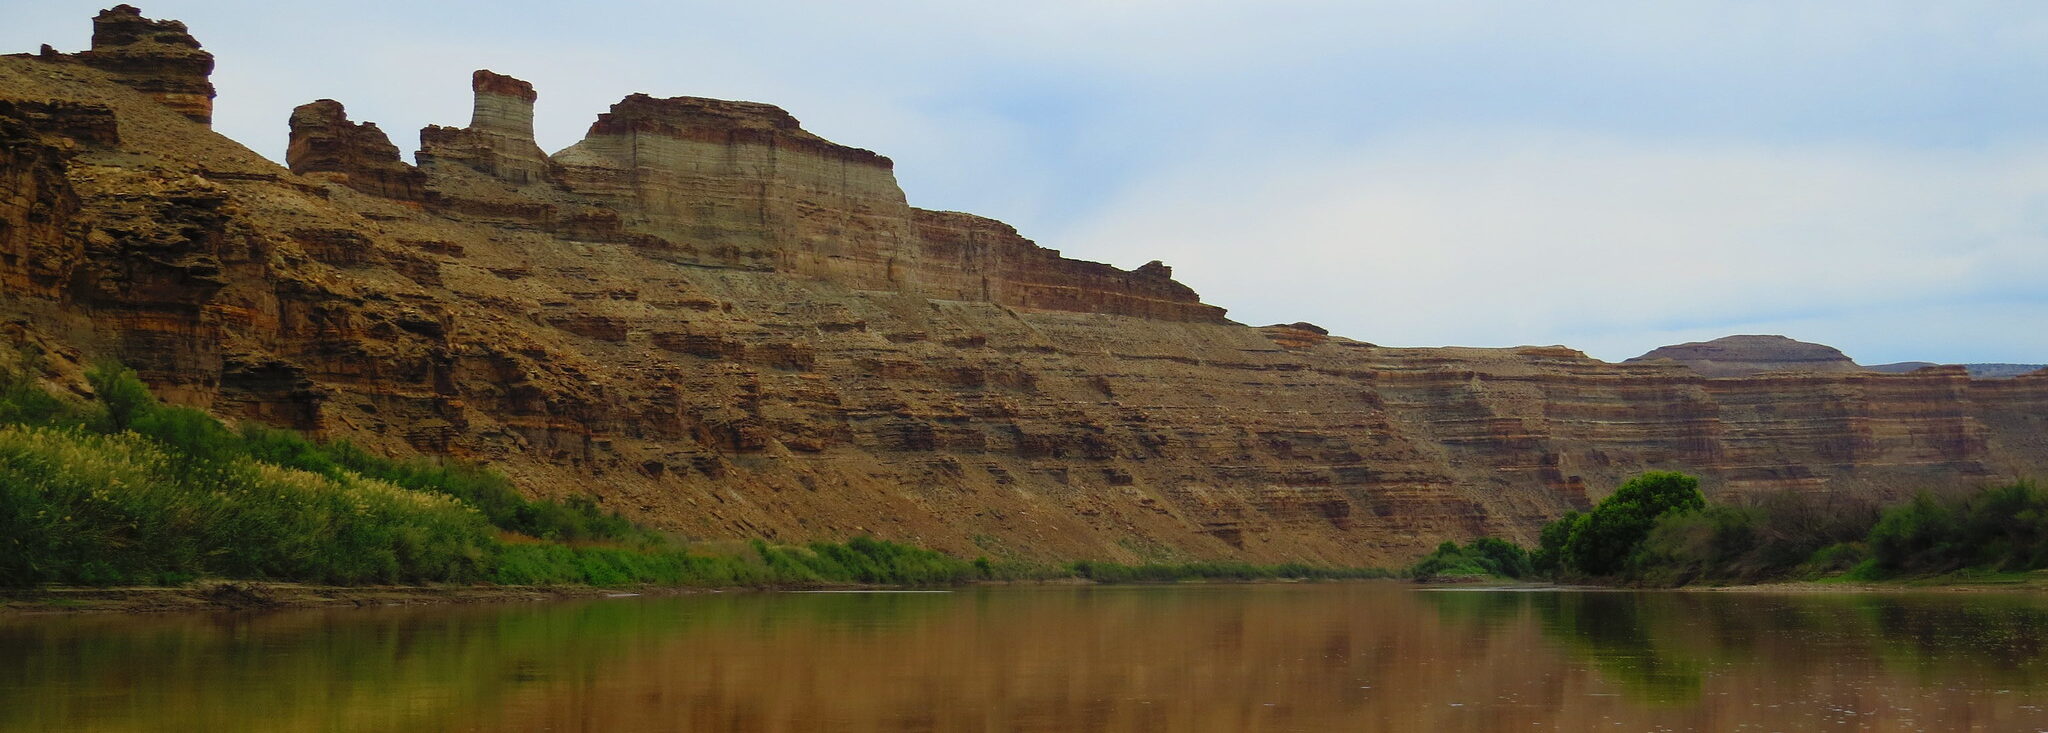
<box><xmin>2</xmin><ymin>8</ymin><xmax>2044</xmax><ymax>566</ymax></box>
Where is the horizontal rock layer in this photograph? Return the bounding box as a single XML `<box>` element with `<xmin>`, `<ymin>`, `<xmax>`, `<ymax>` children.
<box><xmin>2</xmin><ymin>15</ymin><xmax>2044</xmax><ymax>566</ymax></box>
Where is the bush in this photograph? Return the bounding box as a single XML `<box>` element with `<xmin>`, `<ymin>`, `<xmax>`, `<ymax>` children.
<box><xmin>1563</xmin><ymin>472</ymin><xmax>1705</xmax><ymax>577</ymax></box>
<box><xmin>1865</xmin><ymin>483</ymin><xmax>2048</xmax><ymax>576</ymax></box>
<box><xmin>1407</xmin><ymin>538</ymin><xmax>1531</xmax><ymax>581</ymax></box>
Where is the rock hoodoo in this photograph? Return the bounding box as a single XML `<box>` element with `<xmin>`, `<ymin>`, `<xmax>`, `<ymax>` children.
<box><xmin>286</xmin><ymin>100</ymin><xmax>425</xmax><ymax>201</ymax></box>
<box><xmin>2</xmin><ymin>8</ymin><xmax>2045</xmax><ymax>565</ymax></box>
<box><xmin>418</xmin><ymin>70</ymin><xmax>558</xmax><ymax>187</ymax></box>
<box><xmin>74</xmin><ymin>5</ymin><xmax>214</xmax><ymax>125</ymax></box>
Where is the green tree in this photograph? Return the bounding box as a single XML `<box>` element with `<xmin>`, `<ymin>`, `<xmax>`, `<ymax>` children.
<box><xmin>1563</xmin><ymin>472</ymin><xmax>1706</xmax><ymax>577</ymax></box>
<box><xmin>1533</xmin><ymin>510</ymin><xmax>1583</xmax><ymax>575</ymax></box>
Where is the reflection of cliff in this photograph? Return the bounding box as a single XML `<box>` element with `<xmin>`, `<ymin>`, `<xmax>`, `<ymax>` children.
<box><xmin>4</xmin><ymin>7</ymin><xmax>2048</xmax><ymax>564</ymax></box>
<box><xmin>11</xmin><ymin>587</ymin><xmax>2048</xmax><ymax>731</ymax></box>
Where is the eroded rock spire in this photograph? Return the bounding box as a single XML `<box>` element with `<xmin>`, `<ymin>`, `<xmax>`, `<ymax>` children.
<box><xmin>417</xmin><ymin>70</ymin><xmax>556</xmax><ymax>186</ymax></box>
<box><xmin>76</xmin><ymin>5</ymin><xmax>215</xmax><ymax>125</ymax></box>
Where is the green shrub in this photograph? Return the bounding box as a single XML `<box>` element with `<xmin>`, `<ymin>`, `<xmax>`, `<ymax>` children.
<box><xmin>1864</xmin><ymin>483</ymin><xmax>2048</xmax><ymax>576</ymax></box>
<box><xmin>84</xmin><ymin>362</ymin><xmax>155</xmax><ymax>432</ymax></box>
<box><xmin>1407</xmin><ymin>538</ymin><xmax>1531</xmax><ymax>581</ymax></box>
<box><xmin>1563</xmin><ymin>472</ymin><xmax>1705</xmax><ymax>577</ymax></box>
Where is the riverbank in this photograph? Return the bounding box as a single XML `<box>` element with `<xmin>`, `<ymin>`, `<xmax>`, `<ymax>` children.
<box><xmin>1696</xmin><ymin>568</ymin><xmax>2048</xmax><ymax>593</ymax></box>
<box><xmin>1</xmin><ymin>576</ymin><xmax>1414</xmax><ymax>615</ymax></box>
<box><xmin>0</xmin><ymin>581</ymin><xmax>730</xmax><ymax>614</ymax></box>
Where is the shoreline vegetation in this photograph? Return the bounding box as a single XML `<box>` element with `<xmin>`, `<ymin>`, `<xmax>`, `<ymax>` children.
<box><xmin>1408</xmin><ymin>471</ymin><xmax>2048</xmax><ymax>590</ymax></box>
<box><xmin>5</xmin><ymin>353</ymin><xmax>2038</xmax><ymax>615</ymax></box>
<box><xmin>0</xmin><ymin>356</ymin><xmax>1389</xmax><ymax>611</ymax></box>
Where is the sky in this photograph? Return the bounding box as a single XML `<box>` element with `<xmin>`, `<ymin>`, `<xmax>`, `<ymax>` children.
<box><xmin>7</xmin><ymin>0</ymin><xmax>2048</xmax><ymax>364</ymax></box>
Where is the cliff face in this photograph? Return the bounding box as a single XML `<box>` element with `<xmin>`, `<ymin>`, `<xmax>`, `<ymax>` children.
<box><xmin>3</xmin><ymin>8</ymin><xmax>2045</xmax><ymax>565</ymax></box>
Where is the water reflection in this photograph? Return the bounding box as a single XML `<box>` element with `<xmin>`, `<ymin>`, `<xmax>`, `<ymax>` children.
<box><xmin>4</xmin><ymin>584</ymin><xmax>2047</xmax><ymax>731</ymax></box>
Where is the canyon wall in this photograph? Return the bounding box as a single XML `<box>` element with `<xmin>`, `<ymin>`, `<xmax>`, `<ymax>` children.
<box><xmin>2</xmin><ymin>8</ymin><xmax>2044</xmax><ymax>566</ymax></box>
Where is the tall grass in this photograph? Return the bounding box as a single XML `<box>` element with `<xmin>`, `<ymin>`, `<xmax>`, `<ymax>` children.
<box><xmin>0</xmin><ymin>425</ymin><xmax>494</xmax><ymax>586</ymax></box>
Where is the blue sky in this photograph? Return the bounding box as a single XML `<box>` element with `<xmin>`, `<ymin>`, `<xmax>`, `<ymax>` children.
<box><xmin>8</xmin><ymin>1</ymin><xmax>2048</xmax><ymax>364</ymax></box>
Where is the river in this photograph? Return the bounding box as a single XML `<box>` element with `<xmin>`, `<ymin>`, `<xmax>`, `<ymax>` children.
<box><xmin>4</xmin><ymin>583</ymin><xmax>2045</xmax><ymax>731</ymax></box>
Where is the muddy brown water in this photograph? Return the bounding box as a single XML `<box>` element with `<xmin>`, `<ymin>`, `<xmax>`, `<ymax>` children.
<box><xmin>4</xmin><ymin>583</ymin><xmax>2047</xmax><ymax>731</ymax></box>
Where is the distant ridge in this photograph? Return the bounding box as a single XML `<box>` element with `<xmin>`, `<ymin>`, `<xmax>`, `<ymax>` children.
<box><xmin>1630</xmin><ymin>335</ymin><xmax>2046</xmax><ymax>379</ymax></box>
<box><xmin>1625</xmin><ymin>335</ymin><xmax>1863</xmax><ymax>378</ymax></box>
<box><xmin>1866</xmin><ymin>362</ymin><xmax>2048</xmax><ymax>379</ymax></box>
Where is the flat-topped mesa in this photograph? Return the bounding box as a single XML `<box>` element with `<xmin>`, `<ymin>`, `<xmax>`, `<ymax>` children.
<box><xmin>574</xmin><ymin>93</ymin><xmax>894</xmax><ymax>168</ymax></box>
<box><xmin>549</xmin><ymin>91</ymin><xmax>1230</xmax><ymax>320</ymax></box>
<box><xmin>553</xmin><ymin>92</ymin><xmax>918</xmax><ymax>289</ymax></box>
<box><xmin>417</xmin><ymin>70</ymin><xmax>557</xmax><ymax>186</ymax></box>
<box><xmin>912</xmin><ymin>210</ymin><xmax>1228</xmax><ymax>322</ymax></box>
<box><xmin>286</xmin><ymin>99</ymin><xmax>426</xmax><ymax>201</ymax></box>
<box><xmin>74</xmin><ymin>5</ymin><xmax>215</xmax><ymax>125</ymax></box>
<box><xmin>1627</xmin><ymin>335</ymin><xmax>1869</xmax><ymax>378</ymax></box>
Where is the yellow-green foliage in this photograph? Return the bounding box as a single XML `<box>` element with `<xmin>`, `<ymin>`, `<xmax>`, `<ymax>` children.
<box><xmin>0</xmin><ymin>424</ymin><xmax>495</xmax><ymax>586</ymax></box>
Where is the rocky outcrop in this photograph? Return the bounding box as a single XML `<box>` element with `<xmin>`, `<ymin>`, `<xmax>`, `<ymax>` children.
<box><xmin>74</xmin><ymin>5</ymin><xmax>214</xmax><ymax>125</ymax></box>
<box><xmin>286</xmin><ymin>100</ymin><xmax>425</xmax><ymax>201</ymax></box>
<box><xmin>912</xmin><ymin>210</ymin><xmax>1226</xmax><ymax>322</ymax></box>
<box><xmin>1627</xmin><ymin>335</ymin><xmax>1868</xmax><ymax>377</ymax></box>
<box><xmin>552</xmin><ymin>92</ymin><xmax>916</xmax><ymax>289</ymax></box>
<box><xmin>0</xmin><ymin>100</ymin><xmax>104</xmax><ymax>298</ymax></box>
<box><xmin>418</xmin><ymin>70</ymin><xmax>557</xmax><ymax>188</ymax></box>
<box><xmin>2</xmin><ymin>9</ymin><xmax>2044</xmax><ymax>566</ymax></box>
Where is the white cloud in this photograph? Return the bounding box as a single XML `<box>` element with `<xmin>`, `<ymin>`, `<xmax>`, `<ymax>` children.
<box><xmin>1065</xmin><ymin>129</ymin><xmax>2048</xmax><ymax>362</ymax></box>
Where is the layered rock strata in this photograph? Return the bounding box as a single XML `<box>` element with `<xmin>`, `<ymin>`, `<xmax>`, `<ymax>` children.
<box><xmin>286</xmin><ymin>100</ymin><xmax>425</xmax><ymax>201</ymax></box>
<box><xmin>550</xmin><ymin>92</ymin><xmax>918</xmax><ymax>290</ymax></box>
<box><xmin>74</xmin><ymin>5</ymin><xmax>215</xmax><ymax>125</ymax></box>
<box><xmin>418</xmin><ymin>70</ymin><xmax>557</xmax><ymax>188</ymax></box>
<box><xmin>2</xmin><ymin>9</ymin><xmax>2045</xmax><ymax>566</ymax></box>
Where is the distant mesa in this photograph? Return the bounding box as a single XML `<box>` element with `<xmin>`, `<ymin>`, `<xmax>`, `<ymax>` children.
<box><xmin>1626</xmin><ymin>335</ymin><xmax>1863</xmax><ymax>378</ymax></box>
<box><xmin>1264</xmin><ymin>322</ymin><xmax>1329</xmax><ymax>335</ymax></box>
<box><xmin>1631</xmin><ymin>335</ymin><xmax>2045</xmax><ymax>379</ymax></box>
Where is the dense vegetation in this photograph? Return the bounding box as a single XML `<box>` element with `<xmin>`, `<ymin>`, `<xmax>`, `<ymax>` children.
<box><xmin>0</xmin><ymin>356</ymin><xmax>1387</xmax><ymax>589</ymax></box>
<box><xmin>1405</xmin><ymin>538</ymin><xmax>1532</xmax><ymax>581</ymax></box>
<box><xmin>1416</xmin><ymin>468</ymin><xmax>2048</xmax><ymax>586</ymax></box>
